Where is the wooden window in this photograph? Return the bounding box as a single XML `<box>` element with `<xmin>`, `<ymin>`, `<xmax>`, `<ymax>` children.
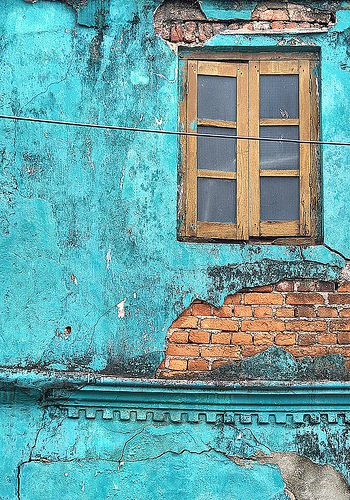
<box><xmin>179</xmin><ymin>53</ymin><xmax>320</xmax><ymax>242</ymax></box>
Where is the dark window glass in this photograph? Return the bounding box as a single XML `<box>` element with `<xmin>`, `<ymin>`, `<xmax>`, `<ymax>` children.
<box><xmin>260</xmin><ymin>177</ymin><xmax>299</xmax><ymax>221</ymax></box>
<box><xmin>198</xmin><ymin>126</ymin><xmax>236</xmax><ymax>171</ymax></box>
<box><xmin>198</xmin><ymin>75</ymin><xmax>236</xmax><ymax>121</ymax></box>
<box><xmin>260</xmin><ymin>75</ymin><xmax>299</xmax><ymax>119</ymax></box>
<box><xmin>197</xmin><ymin>178</ymin><xmax>236</xmax><ymax>223</ymax></box>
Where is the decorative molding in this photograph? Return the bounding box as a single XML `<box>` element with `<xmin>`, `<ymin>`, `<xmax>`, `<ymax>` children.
<box><xmin>0</xmin><ymin>368</ymin><xmax>350</xmax><ymax>424</ymax></box>
<box><xmin>46</xmin><ymin>379</ymin><xmax>350</xmax><ymax>425</ymax></box>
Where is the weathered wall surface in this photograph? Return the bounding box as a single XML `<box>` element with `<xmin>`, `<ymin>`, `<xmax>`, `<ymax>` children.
<box><xmin>1</xmin><ymin>376</ymin><xmax>350</xmax><ymax>500</ymax></box>
<box><xmin>159</xmin><ymin>279</ymin><xmax>350</xmax><ymax>379</ymax></box>
<box><xmin>0</xmin><ymin>0</ymin><xmax>350</xmax><ymax>377</ymax></box>
<box><xmin>2</xmin><ymin>1</ymin><xmax>350</xmax><ymax>497</ymax></box>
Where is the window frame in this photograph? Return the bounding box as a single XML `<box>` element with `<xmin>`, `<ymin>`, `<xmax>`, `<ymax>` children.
<box><xmin>178</xmin><ymin>51</ymin><xmax>320</xmax><ymax>244</ymax></box>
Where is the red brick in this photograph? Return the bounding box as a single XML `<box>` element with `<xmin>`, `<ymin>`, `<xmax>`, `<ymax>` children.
<box><xmin>198</xmin><ymin>23</ymin><xmax>213</xmax><ymax>42</ymax></box>
<box><xmin>188</xmin><ymin>330</ymin><xmax>210</xmax><ymax>344</ymax></box>
<box><xmin>276</xmin><ymin>281</ymin><xmax>294</xmax><ymax>292</ymax></box>
<box><xmin>338</xmin><ymin>282</ymin><xmax>350</xmax><ymax>292</ymax></box>
<box><xmin>211</xmin><ymin>333</ymin><xmax>231</xmax><ymax>344</ymax></box>
<box><xmin>183</xmin><ymin>21</ymin><xmax>197</xmax><ymax>43</ymax></box>
<box><xmin>213</xmin><ymin>306</ymin><xmax>233</xmax><ymax>318</ymax></box>
<box><xmin>276</xmin><ymin>307</ymin><xmax>295</xmax><ymax>318</ymax></box>
<box><xmin>285</xmin><ymin>346</ymin><xmax>328</xmax><ymax>357</ymax></box>
<box><xmin>179</xmin><ymin>307</ymin><xmax>192</xmax><ymax>317</ymax></box>
<box><xmin>188</xmin><ymin>358</ymin><xmax>209</xmax><ymax>371</ymax></box>
<box><xmin>253</xmin><ymin>333</ymin><xmax>274</xmax><ymax>346</ymax></box>
<box><xmin>168</xmin><ymin>358</ymin><xmax>188</xmax><ymax>371</ymax></box>
<box><xmin>317</xmin><ymin>307</ymin><xmax>338</xmax><ymax>318</ymax></box>
<box><xmin>210</xmin><ymin>359</ymin><xmax>233</xmax><ymax>370</ymax></box>
<box><xmin>172</xmin><ymin>316</ymin><xmax>198</xmax><ymax>329</ymax></box>
<box><xmin>330</xmin><ymin>321</ymin><xmax>350</xmax><ymax>331</ymax></box>
<box><xmin>170</xmin><ymin>23</ymin><xmax>183</xmax><ymax>42</ymax></box>
<box><xmin>285</xmin><ymin>320</ymin><xmax>326</xmax><ymax>332</ymax></box>
<box><xmin>251</xmin><ymin>285</ymin><xmax>274</xmax><ymax>292</ymax></box>
<box><xmin>295</xmin><ymin>280</ymin><xmax>318</xmax><ymax>292</ymax></box>
<box><xmin>285</xmin><ymin>21</ymin><xmax>298</xmax><ymax>29</ymax></box>
<box><xmin>317</xmin><ymin>281</ymin><xmax>335</xmax><ymax>292</ymax></box>
<box><xmin>167</xmin><ymin>344</ymin><xmax>200</xmax><ymax>356</ymax></box>
<box><xmin>286</xmin><ymin>293</ymin><xmax>325</xmax><ymax>305</ymax></box>
<box><xmin>253</xmin><ymin>8</ymin><xmax>289</xmax><ymax>21</ymax></box>
<box><xmin>327</xmin><ymin>346</ymin><xmax>350</xmax><ymax>356</ymax></box>
<box><xmin>230</xmin><ymin>333</ymin><xmax>253</xmax><ymax>345</ymax></box>
<box><xmin>338</xmin><ymin>333</ymin><xmax>350</xmax><ymax>344</ymax></box>
<box><xmin>243</xmin><ymin>293</ymin><xmax>283</xmax><ymax>305</ymax></box>
<box><xmin>169</xmin><ymin>331</ymin><xmax>188</xmax><ymax>343</ymax></box>
<box><xmin>158</xmin><ymin>370</ymin><xmax>187</xmax><ymax>379</ymax></box>
<box><xmin>234</xmin><ymin>305</ymin><xmax>252</xmax><ymax>317</ymax></box>
<box><xmin>200</xmin><ymin>318</ymin><xmax>239</xmax><ymax>331</ymax></box>
<box><xmin>328</xmin><ymin>294</ymin><xmax>350</xmax><ymax>305</ymax></box>
<box><xmin>201</xmin><ymin>345</ymin><xmax>240</xmax><ymax>358</ymax></box>
<box><xmin>275</xmin><ymin>333</ymin><xmax>296</xmax><ymax>346</ymax></box>
<box><xmin>298</xmin><ymin>333</ymin><xmax>317</xmax><ymax>346</ymax></box>
<box><xmin>241</xmin><ymin>320</ymin><xmax>284</xmax><ymax>332</ymax></box>
<box><xmin>242</xmin><ymin>345</ymin><xmax>268</xmax><ymax>357</ymax></box>
<box><xmin>295</xmin><ymin>306</ymin><xmax>316</xmax><ymax>318</ymax></box>
<box><xmin>339</xmin><ymin>309</ymin><xmax>350</xmax><ymax>318</ymax></box>
<box><xmin>317</xmin><ymin>333</ymin><xmax>337</xmax><ymax>344</ymax></box>
<box><xmin>191</xmin><ymin>303</ymin><xmax>212</xmax><ymax>316</ymax></box>
<box><xmin>254</xmin><ymin>307</ymin><xmax>273</xmax><ymax>318</ymax></box>
<box><xmin>224</xmin><ymin>294</ymin><xmax>241</xmax><ymax>305</ymax></box>
<box><xmin>271</xmin><ymin>21</ymin><xmax>286</xmax><ymax>30</ymax></box>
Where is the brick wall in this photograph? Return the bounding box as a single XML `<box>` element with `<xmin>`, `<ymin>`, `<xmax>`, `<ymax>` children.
<box><xmin>157</xmin><ymin>280</ymin><xmax>350</xmax><ymax>378</ymax></box>
<box><xmin>154</xmin><ymin>1</ymin><xmax>336</xmax><ymax>45</ymax></box>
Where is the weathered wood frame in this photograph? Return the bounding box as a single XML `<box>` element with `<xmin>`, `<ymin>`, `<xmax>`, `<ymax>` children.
<box><xmin>179</xmin><ymin>52</ymin><xmax>320</xmax><ymax>243</ymax></box>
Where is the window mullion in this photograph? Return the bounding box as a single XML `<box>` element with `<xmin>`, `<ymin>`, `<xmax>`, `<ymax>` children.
<box><xmin>299</xmin><ymin>59</ymin><xmax>311</xmax><ymax>236</ymax></box>
<box><xmin>186</xmin><ymin>60</ymin><xmax>198</xmax><ymax>237</ymax></box>
<box><xmin>236</xmin><ymin>63</ymin><xmax>249</xmax><ymax>240</ymax></box>
<box><xmin>248</xmin><ymin>61</ymin><xmax>260</xmax><ymax>237</ymax></box>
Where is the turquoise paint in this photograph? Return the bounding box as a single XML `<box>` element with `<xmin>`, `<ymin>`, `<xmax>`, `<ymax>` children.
<box><xmin>199</xmin><ymin>1</ymin><xmax>257</xmax><ymax>21</ymax></box>
<box><xmin>0</xmin><ymin>376</ymin><xmax>349</xmax><ymax>498</ymax></box>
<box><xmin>0</xmin><ymin>0</ymin><xmax>349</xmax><ymax>375</ymax></box>
<box><xmin>1</xmin><ymin>3</ymin><xmax>350</xmax><ymax>497</ymax></box>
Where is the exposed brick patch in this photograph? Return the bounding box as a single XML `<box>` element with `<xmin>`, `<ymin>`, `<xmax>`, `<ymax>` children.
<box><xmin>157</xmin><ymin>279</ymin><xmax>350</xmax><ymax>379</ymax></box>
<box><xmin>154</xmin><ymin>0</ymin><xmax>336</xmax><ymax>46</ymax></box>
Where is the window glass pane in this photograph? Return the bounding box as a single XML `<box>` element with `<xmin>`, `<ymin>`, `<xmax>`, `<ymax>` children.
<box><xmin>198</xmin><ymin>75</ymin><xmax>236</xmax><ymax>121</ymax></box>
<box><xmin>197</xmin><ymin>178</ymin><xmax>236</xmax><ymax>223</ymax></box>
<box><xmin>260</xmin><ymin>177</ymin><xmax>299</xmax><ymax>221</ymax></box>
<box><xmin>198</xmin><ymin>126</ymin><xmax>236</xmax><ymax>171</ymax></box>
<box><xmin>260</xmin><ymin>75</ymin><xmax>299</xmax><ymax>119</ymax></box>
<box><xmin>260</xmin><ymin>126</ymin><xmax>299</xmax><ymax>170</ymax></box>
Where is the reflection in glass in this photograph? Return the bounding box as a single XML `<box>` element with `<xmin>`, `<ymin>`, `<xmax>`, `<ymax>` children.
<box><xmin>198</xmin><ymin>75</ymin><xmax>236</xmax><ymax>121</ymax></box>
<box><xmin>260</xmin><ymin>126</ymin><xmax>299</xmax><ymax>170</ymax></box>
<box><xmin>260</xmin><ymin>177</ymin><xmax>299</xmax><ymax>221</ymax></box>
<box><xmin>197</xmin><ymin>178</ymin><xmax>236</xmax><ymax>223</ymax></box>
<box><xmin>198</xmin><ymin>126</ymin><xmax>236</xmax><ymax>171</ymax></box>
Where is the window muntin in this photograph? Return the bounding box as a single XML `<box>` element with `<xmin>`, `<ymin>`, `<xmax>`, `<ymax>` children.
<box><xmin>181</xmin><ymin>53</ymin><xmax>318</xmax><ymax>241</ymax></box>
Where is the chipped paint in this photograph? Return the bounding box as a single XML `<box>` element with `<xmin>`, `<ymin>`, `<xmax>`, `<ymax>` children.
<box><xmin>1</xmin><ymin>2</ymin><xmax>350</xmax><ymax>495</ymax></box>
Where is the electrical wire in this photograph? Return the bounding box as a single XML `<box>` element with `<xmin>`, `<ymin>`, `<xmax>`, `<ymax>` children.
<box><xmin>0</xmin><ymin>113</ymin><xmax>350</xmax><ymax>147</ymax></box>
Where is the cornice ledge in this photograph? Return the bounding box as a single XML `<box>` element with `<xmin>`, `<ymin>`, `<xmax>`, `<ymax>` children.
<box><xmin>46</xmin><ymin>378</ymin><xmax>350</xmax><ymax>425</ymax></box>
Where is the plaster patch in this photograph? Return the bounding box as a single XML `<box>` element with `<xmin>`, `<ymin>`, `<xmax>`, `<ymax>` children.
<box><xmin>117</xmin><ymin>298</ymin><xmax>126</xmax><ymax>319</ymax></box>
<box><xmin>258</xmin><ymin>452</ymin><xmax>350</xmax><ymax>500</ymax></box>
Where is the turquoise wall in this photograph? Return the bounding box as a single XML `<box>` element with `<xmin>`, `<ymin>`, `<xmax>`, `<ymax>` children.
<box><xmin>0</xmin><ymin>0</ymin><xmax>349</xmax><ymax>376</ymax></box>
<box><xmin>1</xmin><ymin>1</ymin><xmax>350</xmax><ymax>498</ymax></box>
<box><xmin>1</xmin><ymin>375</ymin><xmax>350</xmax><ymax>499</ymax></box>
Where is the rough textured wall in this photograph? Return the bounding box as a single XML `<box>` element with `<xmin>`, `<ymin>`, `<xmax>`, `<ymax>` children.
<box><xmin>1</xmin><ymin>2</ymin><xmax>350</xmax><ymax>499</ymax></box>
<box><xmin>158</xmin><ymin>279</ymin><xmax>350</xmax><ymax>379</ymax></box>
<box><xmin>154</xmin><ymin>0</ymin><xmax>338</xmax><ymax>44</ymax></box>
<box><xmin>0</xmin><ymin>0</ymin><xmax>350</xmax><ymax>379</ymax></box>
<box><xmin>2</xmin><ymin>377</ymin><xmax>350</xmax><ymax>500</ymax></box>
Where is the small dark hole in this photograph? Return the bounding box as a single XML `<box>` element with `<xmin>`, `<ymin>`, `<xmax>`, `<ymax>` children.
<box><xmin>64</xmin><ymin>326</ymin><xmax>72</xmax><ymax>335</ymax></box>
